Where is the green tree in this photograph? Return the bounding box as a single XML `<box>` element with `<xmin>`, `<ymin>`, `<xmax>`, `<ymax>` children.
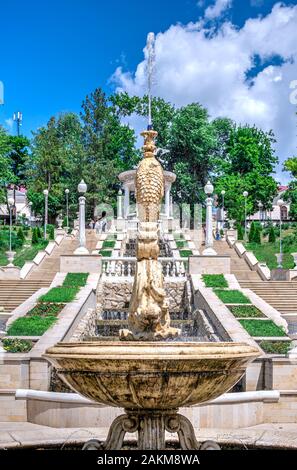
<box><xmin>268</xmin><ymin>225</ymin><xmax>276</xmax><ymax>243</ymax></box>
<box><xmin>253</xmin><ymin>226</ymin><xmax>261</xmax><ymax>244</ymax></box>
<box><xmin>237</xmin><ymin>223</ymin><xmax>244</xmax><ymax>240</ymax></box>
<box><xmin>167</xmin><ymin>103</ymin><xmax>217</xmax><ymax>204</ymax></box>
<box><xmin>249</xmin><ymin>221</ymin><xmax>256</xmax><ymax>243</ymax></box>
<box><xmin>17</xmin><ymin>227</ymin><xmax>25</xmax><ymax>243</ymax></box>
<box><xmin>32</xmin><ymin>228</ymin><xmax>39</xmax><ymax>245</ymax></box>
<box><xmin>0</xmin><ymin>127</ymin><xmax>15</xmax><ymax>203</ymax></box>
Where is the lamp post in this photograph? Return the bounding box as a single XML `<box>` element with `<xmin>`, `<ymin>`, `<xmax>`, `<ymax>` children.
<box><xmin>221</xmin><ymin>190</ymin><xmax>225</xmax><ymax>229</ymax></box>
<box><xmin>203</xmin><ymin>181</ymin><xmax>216</xmax><ymax>255</ymax></box>
<box><xmin>277</xmin><ymin>199</ymin><xmax>284</xmax><ymax>268</ymax></box>
<box><xmin>7</xmin><ymin>196</ymin><xmax>15</xmax><ymax>266</ymax></box>
<box><xmin>74</xmin><ymin>179</ymin><xmax>89</xmax><ymax>255</ymax></box>
<box><xmin>65</xmin><ymin>188</ymin><xmax>69</xmax><ymax>229</ymax></box>
<box><xmin>43</xmin><ymin>189</ymin><xmax>49</xmax><ymax>240</ymax></box>
<box><xmin>243</xmin><ymin>191</ymin><xmax>248</xmax><ymax>241</ymax></box>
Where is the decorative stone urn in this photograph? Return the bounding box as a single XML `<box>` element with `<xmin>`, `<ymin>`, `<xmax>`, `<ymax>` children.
<box><xmin>5</xmin><ymin>250</ymin><xmax>16</xmax><ymax>267</ymax></box>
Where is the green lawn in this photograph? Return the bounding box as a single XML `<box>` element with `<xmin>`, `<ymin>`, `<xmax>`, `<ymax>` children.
<box><xmin>239</xmin><ymin>319</ymin><xmax>287</xmax><ymax>337</ymax></box>
<box><xmin>13</xmin><ymin>241</ymin><xmax>48</xmax><ymax>268</ymax></box>
<box><xmin>202</xmin><ymin>274</ymin><xmax>228</xmax><ymax>288</ymax></box>
<box><xmin>176</xmin><ymin>240</ymin><xmax>188</xmax><ymax>249</ymax></box>
<box><xmin>179</xmin><ymin>250</ymin><xmax>193</xmax><ymax>258</ymax></box>
<box><xmin>63</xmin><ymin>272</ymin><xmax>88</xmax><ymax>287</ymax></box>
<box><xmin>229</xmin><ymin>305</ymin><xmax>265</xmax><ymax>318</ymax></box>
<box><xmin>39</xmin><ymin>286</ymin><xmax>79</xmax><ymax>303</ymax></box>
<box><xmin>6</xmin><ymin>315</ymin><xmax>57</xmax><ymax>336</ymax></box>
<box><xmin>100</xmin><ymin>249</ymin><xmax>112</xmax><ymax>257</ymax></box>
<box><xmin>244</xmin><ymin>242</ymin><xmax>295</xmax><ymax>270</ymax></box>
<box><xmin>214</xmin><ymin>289</ymin><xmax>251</xmax><ymax>304</ymax></box>
<box><xmin>102</xmin><ymin>240</ymin><xmax>116</xmax><ymax>249</ymax></box>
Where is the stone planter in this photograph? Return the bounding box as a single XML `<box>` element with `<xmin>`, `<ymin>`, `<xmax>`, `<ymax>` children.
<box><xmin>6</xmin><ymin>251</ymin><xmax>16</xmax><ymax>267</ymax></box>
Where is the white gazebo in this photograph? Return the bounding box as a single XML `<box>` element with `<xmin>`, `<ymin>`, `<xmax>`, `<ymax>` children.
<box><xmin>118</xmin><ymin>169</ymin><xmax>176</xmax><ymax>219</ymax></box>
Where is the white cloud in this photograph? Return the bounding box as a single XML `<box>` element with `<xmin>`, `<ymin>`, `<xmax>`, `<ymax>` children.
<box><xmin>205</xmin><ymin>0</ymin><xmax>232</xmax><ymax>19</ymax></box>
<box><xmin>112</xmin><ymin>3</ymin><xmax>297</xmax><ymax>182</ymax></box>
<box><xmin>5</xmin><ymin>118</ymin><xmax>13</xmax><ymax>132</ymax></box>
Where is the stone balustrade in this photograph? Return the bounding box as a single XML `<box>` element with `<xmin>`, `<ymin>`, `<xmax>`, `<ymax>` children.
<box><xmin>101</xmin><ymin>257</ymin><xmax>187</xmax><ymax>278</ymax></box>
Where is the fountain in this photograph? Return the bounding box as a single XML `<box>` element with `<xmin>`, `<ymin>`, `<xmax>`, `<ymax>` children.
<box><xmin>44</xmin><ymin>32</ymin><xmax>259</xmax><ymax>450</ymax></box>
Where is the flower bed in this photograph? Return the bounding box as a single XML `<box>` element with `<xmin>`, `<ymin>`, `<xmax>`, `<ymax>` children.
<box><xmin>2</xmin><ymin>338</ymin><xmax>33</xmax><ymax>353</ymax></box>
<box><xmin>259</xmin><ymin>340</ymin><xmax>292</xmax><ymax>355</ymax></box>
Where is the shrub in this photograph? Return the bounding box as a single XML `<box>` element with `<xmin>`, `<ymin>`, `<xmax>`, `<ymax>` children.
<box><xmin>2</xmin><ymin>338</ymin><xmax>33</xmax><ymax>353</ymax></box>
<box><xmin>62</xmin><ymin>216</ymin><xmax>68</xmax><ymax>228</ymax></box>
<box><xmin>229</xmin><ymin>305</ymin><xmax>265</xmax><ymax>318</ymax></box>
<box><xmin>202</xmin><ymin>274</ymin><xmax>228</xmax><ymax>288</ymax></box>
<box><xmin>36</xmin><ymin>226</ymin><xmax>42</xmax><ymax>239</ymax></box>
<box><xmin>237</xmin><ymin>224</ymin><xmax>244</xmax><ymax>241</ymax></box>
<box><xmin>31</xmin><ymin>228</ymin><xmax>39</xmax><ymax>245</ymax></box>
<box><xmin>39</xmin><ymin>286</ymin><xmax>79</xmax><ymax>303</ymax></box>
<box><xmin>48</xmin><ymin>225</ymin><xmax>55</xmax><ymax>240</ymax></box>
<box><xmin>253</xmin><ymin>226</ymin><xmax>261</xmax><ymax>244</ymax></box>
<box><xmin>259</xmin><ymin>340</ymin><xmax>292</xmax><ymax>355</ymax></box>
<box><xmin>268</xmin><ymin>226</ymin><xmax>276</xmax><ymax>243</ymax></box>
<box><xmin>17</xmin><ymin>227</ymin><xmax>25</xmax><ymax>243</ymax></box>
<box><xmin>63</xmin><ymin>273</ymin><xmax>88</xmax><ymax>287</ymax></box>
<box><xmin>239</xmin><ymin>319</ymin><xmax>287</xmax><ymax>337</ymax></box>
<box><xmin>214</xmin><ymin>289</ymin><xmax>251</xmax><ymax>304</ymax></box>
<box><xmin>248</xmin><ymin>222</ymin><xmax>255</xmax><ymax>243</ymax></box>
<box><xmin>179</xmin><ymin>250</ymin><xmax>193</xmax><ymax>257</ymax></box>
<box><xmin>102</xmin><ymin>240</ymin><xmax>116</xmax><ymax>249</ymax></box>
<box><xmin>7</xmin><ymin>315</ymin><xmax>57</xmax><ymax>336</ymax></box>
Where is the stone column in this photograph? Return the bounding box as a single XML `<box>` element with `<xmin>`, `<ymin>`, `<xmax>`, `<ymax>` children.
<box><xmin>165</xmin><ymin>184</ymin><xmax>171</xmax><ymax>218</ymax></box>
<box><xmin>124</xmin><ymin>184</ymin><xmax>130</xmax><ymax>219</ymax></box>
<box><xmin>74</xmin><ymin>196</ymin><xmax>89</xmax><ymax>254</ymax></box>
<box><xmin>117</xmin><ymin>190</ymin><xmax>123</xmax><ymax>219</ymax></box>
<box><xmin>203</xmin><ymin>196</ymin><xmax>216</xmax><ymax>255</ymax></box>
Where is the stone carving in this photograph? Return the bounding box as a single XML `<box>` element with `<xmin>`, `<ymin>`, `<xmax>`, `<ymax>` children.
<box><xmin>119</xmin><ymin>130</ymin><xmax>180</xmax><ymax>341</ymax></box>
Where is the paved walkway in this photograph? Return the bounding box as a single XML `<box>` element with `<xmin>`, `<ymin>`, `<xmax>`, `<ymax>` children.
<box><xmin>1</xmin><ymin>422</ymin><xmax>297</xmax><ymax>449</ymax></box>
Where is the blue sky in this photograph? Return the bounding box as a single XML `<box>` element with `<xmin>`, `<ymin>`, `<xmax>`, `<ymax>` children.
<box><xmin>0</xmin><ymin>0</ymin><xmax>294</xmax><ymax>136</ymax></box>
<box><xmin>0</xmin><ymin>0</ymin><xmax>297</xmax><ymax>183</ymax></box>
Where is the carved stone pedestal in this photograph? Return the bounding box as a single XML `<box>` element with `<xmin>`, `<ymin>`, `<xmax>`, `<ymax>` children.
<box><xmin>82</xmin><ymin>409</ymin><xmax>220</xmax><ymax>450</ymax></box>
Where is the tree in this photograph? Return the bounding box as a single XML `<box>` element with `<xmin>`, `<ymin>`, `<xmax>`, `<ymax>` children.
<box><xmin>215</xmin><ymin>125</ymin><xmax>278</xmax><ymax>222</ymax></box>
<box><xmin>253</xmin><ymin>226</ymin><xmax>261</xmax><ymax>244</ymax></box>
<box><xmin>0</xmin><ymin>127</ymin><xmax>15</xmax><ymax>203</ymax></box>
<box><xmin>17</xmin><ymin>227</ymin><xmax>25</xmax><ymax>243</ymax></box>
<box><xmin>249</xmin><ymin>221</ymin><xmax>256</xmax><ymax>243</ymax></box>
<box><xmin>167</xmin><ymin>103</ymin><xmax>217</xmax><ymax>204</ymax></box>
<box><xmin>237</xmin><ymin>223</ymin><xmax>244</xmax><ymax>240</ymax></box>
<box><xmin>80</xmin><ymin>88</ymin><xmax>138</xmax><ymax>217</ymax></box>
<box><xmin>31</xmin><ymin>228</ymin><xmax>39</xmax><ymax>245</ymax></box>
<box><xmin>268</xmin><ymin>225</ymin><xmax>276</xmax><ymax>243</ymax></box>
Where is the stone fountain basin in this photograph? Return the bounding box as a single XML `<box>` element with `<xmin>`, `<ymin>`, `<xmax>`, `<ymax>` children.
<box><xmin>44</xmin><ymin>341</ymin><xmax>259</xmax><ymax>410</ymax></box>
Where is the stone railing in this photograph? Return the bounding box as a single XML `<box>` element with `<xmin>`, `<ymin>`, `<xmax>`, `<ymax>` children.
<box><xmin>101</xmin><ymin>257</ymin><xmax>188</xmax><ymax>278</ymax></box>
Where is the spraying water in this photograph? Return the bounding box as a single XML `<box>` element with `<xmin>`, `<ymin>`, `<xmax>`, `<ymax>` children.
<box><xmin>146</xmin><ymin>32</ymin><xmax>155</xmax><ymax>129</ymax></box>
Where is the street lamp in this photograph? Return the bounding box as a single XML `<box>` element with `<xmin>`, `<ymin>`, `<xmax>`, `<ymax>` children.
<box><xmin>65</xmin><ymin>188</ymin><xmax>70</xmax><ymax>229</ymax></box>
<box><xmin>243</xmin><ymin>191</ymin><xmax>248</xmax><ymax>241</ymax></box>
<box><xmin>74</xmin><ymin>179</ymin><xmax>89</xmax><ymax>255</ymax></box>
<box><xmin>203</xmin><ymin>181</ymin><xmax>216</xmax><ymax>255</ymax></box>
<box><xmin>7</xmin><ymin>197</ymin><xmax>15</xmax><ymax>266</ymax></box>
<box><xmin>43</xmin><ymin>189</ymin><xmax>49</xmax><ymax>240</ymax></box>
<box><xmin>221</xmin><ymin>190</ymin><xmax>225</xmax><ymax>228</ymax></box>
<box><xmin>277</xmin><ymin>199</ymin><xmax>284</xmax><ymax>268</ymax></box>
